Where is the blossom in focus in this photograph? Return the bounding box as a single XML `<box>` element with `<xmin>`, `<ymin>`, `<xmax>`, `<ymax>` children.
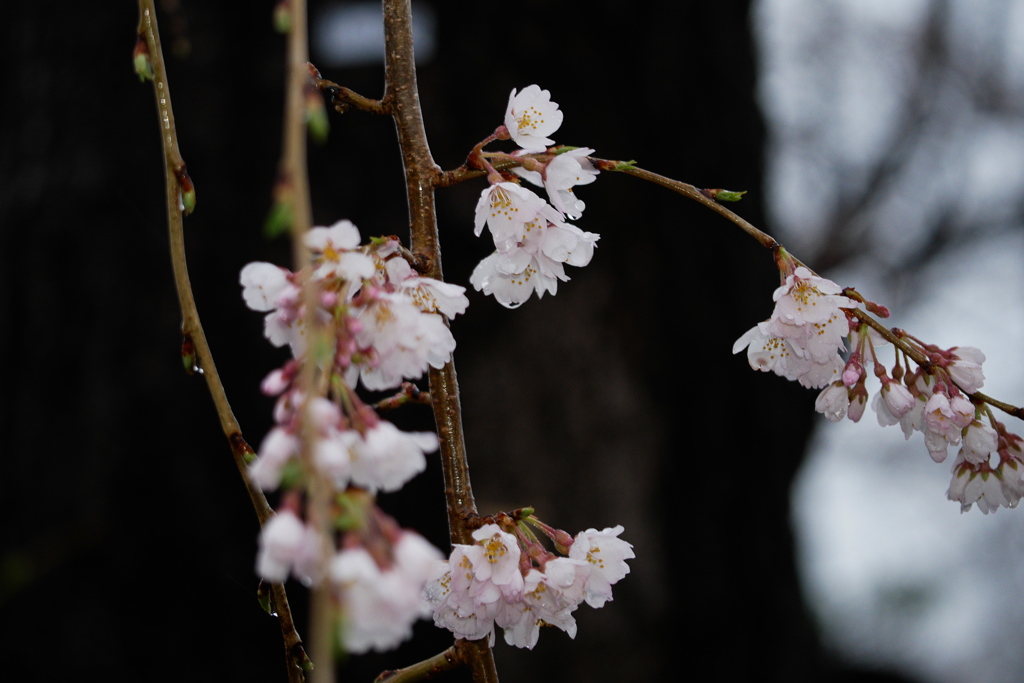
<box><xmin>504</xmin><ymin>85</ymin><xmax>563</xmax><ymax>151</ymax></box>
<box><xmin>567</xmin><ymin>525</ymin><xmax>634</xmax><ymax>608</ymax></box>
<box><xmin>426</xmin><ymin>520</ymin><xmax>633</xmax><ymax>649</ymax></box>
<box><xmin>470</xmin><ymin>218</ymin><xmax>599</xmax><ymax>309</ymax></box>
<box><xmin>512</xmin><ymin>147</ymin><xmax>599</xmax><ymax>220</ymax></box>
<box><xmin>242</xmin><ymin>219</ymin><xmax>468</xmax><ymax>393</ymax></box>
<box><xmin>734</xmin><ymin>267</ymin><xmax>857</xmax><ymax>389</ymax></box>
<box><xmin>474</xmin><ymin>182</ymin><xmax>558</xmax><ymax>253</ymax></box>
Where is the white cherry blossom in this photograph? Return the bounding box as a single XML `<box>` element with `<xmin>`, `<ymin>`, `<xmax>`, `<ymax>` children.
<box><xmin>256</xmin><ymin>511</ymin><xmax>323</xmax><ymax>585</ymax></box>
<box><xmin>504</xmin><ymin>85</ymin><xmax>563</xmax><ymax>151</ymax></box>
<box><xmin>946</xmin><ymin>346</ymin><xmax>986</xmax><ymax>393</ymax></box>
<box><xmin>568</xmin><ymin>526</ymin><xmax>634</xmax><ymax>608</ymax></box>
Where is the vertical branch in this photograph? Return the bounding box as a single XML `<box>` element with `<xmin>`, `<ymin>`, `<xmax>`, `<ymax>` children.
<box><xmin>277</xmin><ymin>2</ymin><xmax>336</xmax><ymax>683</ymax></box>
<box><xmin>380</xmin><ymin>1</ymin><xmax>499</xmax><ymax>681</ymax></box>
<box><xmin>136</xmin><ymin>2</ymin><xmax>307</xmax><ymax>681</ymax></box>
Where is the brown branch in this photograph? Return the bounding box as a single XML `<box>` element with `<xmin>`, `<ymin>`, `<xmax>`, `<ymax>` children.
<box><xmin>597</xmin><ymin>159</ymin><xmax>779</xmax><ymax>250</ymax></box>
<box><xmin>276</xmin><ymin>2</ymin><xmax>337</xmax><ymax>683</ymax></box>
<box><xmin>309</xmin><ymin>66</ymin><xmax>387</xmax><ymax>115</ymax></box>
<box><xmin>381</xmin><ymin>1</ymin><xmax>499</xmax><ymax>681</ymax></box>
<box><xmin>136</xmin><ymin>2</ymin><xmax>306</xmax><ymax>680</ymax></box>
<box><xmin>374</xmin><ymin>646</ymin><xmax>461</xmax><ymax>683</ymax></box>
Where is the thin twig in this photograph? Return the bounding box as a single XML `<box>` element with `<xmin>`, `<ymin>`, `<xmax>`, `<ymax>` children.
<box><xmin>380</xmin><ymin>1</ymin><xmax>499</xmax><ymax>681</ymax></box>
<box><xmin>374</xmin><ymin>646</ymin><xmax>461</xmax><ymax>683</ymax></box>
<box><xmin>136</xmin><ymin>2</ymin><xmax>306</xmax><ymax>681</ymax></box>
<box><xmin>309</xmin><ymin>66</ymin><xmax>387</xmax><ymax>115</ymax></box>
<box><xmin>598</xmin><ymin>159</ymin><xmax>779</xmax><ymax>249</ymax></box>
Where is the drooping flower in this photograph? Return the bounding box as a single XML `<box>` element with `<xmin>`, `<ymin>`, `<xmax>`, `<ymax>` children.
<box><xmin>332</xmin><ymin>532</ymin><xmax>443</xmax><ymax>653</ymax></box>
<box><xmin>946</xmin><ymin>346</ymin><xmax>986</xmax><ymax>393</ymax></box>
<box><xmin>470</xmin><ymin>219</ymin><xmax>599</xmax><ymax>309</ymax></box>
<box><xmin>815</xmin><ymin>381</ymin><xmax>850</xmax><ymax>422</ymax></box>
<box><xmin>734</xmin><ymin>267</ymin><xmax>857</xmax><ymax>389</ymax></box>
<box><xmin>512</xmin><ymin>147</ymin><xmax>599</xmax><ymax>219</ymax></box>
<box><xmin>348</xmin><ymin>420</ymin><xmax>438</xmax><ymax>494</ymax></box>
<box><xmin>567</xmin><ymin>526</ymin><xmax>634</xmax><ymax>608</ymax></box>
<box><xmin>256</xmin><ymin>510</ymin><xmax>323</xmax><ymax>585</ymax></box>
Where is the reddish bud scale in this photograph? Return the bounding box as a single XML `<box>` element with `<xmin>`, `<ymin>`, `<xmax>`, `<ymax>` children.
<box><xmin>181</xmin><ymin>333</ymin><xmax>200</xmax><ymax>374</ymax></box>
<box><xmin>230</xmin><ymin>433</ymin><xmax>257</xmax><ymax>465</ymax></box>
<box><xmin>175</xmin><ymin>167</ymin><xmax>196</xmax><ymax>215</ymax></box>
<box><xmin>133</xmin><ymin>36</ymin><xmax>153</xmax><ymax>82</ymax></box>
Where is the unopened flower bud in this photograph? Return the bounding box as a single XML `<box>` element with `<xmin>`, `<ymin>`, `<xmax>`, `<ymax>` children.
<box><xmin>306</xmin><ymin>87</ymin><xmax>329</xmax><ymax>144</ymax></box>
<box><xmin>133</xmin><ymin>36</ymin><xmax>153</xmax><ymax>82</ymax></box>
<box><xmin>181</xmin><ymin>333</ymin><xmax>201</xmax><ymax>375</ymax></box>
<box><xmin>705</xmin><ymin>188</ymin><xmax>747</xmax><ymax>202</ymax></box>
<box><xmin>176</xmin><ymin>168</ymin><xmax>196</xmax><ymax>216</ymax></box>
<box><xmin>273</xmin><ymin>1</ymin><xmax>291</xmax><ymax>34</ymax></box>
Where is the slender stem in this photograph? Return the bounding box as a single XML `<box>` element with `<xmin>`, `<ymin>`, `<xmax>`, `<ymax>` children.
<box><xmin>601</xmin><ymin>160</ymin><xmax>779</xmax><ymax>249</ymax></box>
<box><xmin>277</xmin><ymin>2</ymin><xmax>337</xmax><ymax>682</ymax></box>
<box><xmin>136</xmin><ymin>2</ymin><xmax>306</xmax><ymax>681</ymax></box>
<box><xmin>309</xmin><ymin>69</ymin><xmax>387</xmax><ymax>115</ymax></box>
<box><xmin>374</xmin><ymin>647</ymin><xmax>461</xmax><ymax>683</ymax></box>
<box><xmin>380</xmin><ymin>1</ymin><xmax>499</xmax><ymax>681</ymax></box>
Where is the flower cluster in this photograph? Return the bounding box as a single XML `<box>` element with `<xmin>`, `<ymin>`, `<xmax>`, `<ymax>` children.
<box><xmin>736</xmin><ymin>260</ymin><xmax>1024</xmax><ymax>513</ymax></box>
<box><xmin>425</xmin><ymin>519</ymin><xmax>633</xmax><ymax>649</ymax></box>
<box><xmin>242</xmin><ymin>219</ymin><xmax>468</xmax><ymax>390</ymax></box>
<box><xmin>256</xmin><ymin>501</ymin><xmax>443</xmax><ymax>653</ymax></box>
<box><xmin>241</xmin><ymin>219</ymin><xmax>466</xmax><ymax>651</ymax></box>
<box><xmin>470</xmin><ymin>86</ymin><xmax>600</xmax><ymax>308</ymax></box>
<box><xmin>733</xmin><ymin>265</ymin><xmax>858</xmax><ymax>388</ymax></box>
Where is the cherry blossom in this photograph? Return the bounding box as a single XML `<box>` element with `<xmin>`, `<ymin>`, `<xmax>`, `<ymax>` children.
<box><xmin>734</xmin><ymin>267</ymin><xmax>857</xmax><ymax>388</ymax></box>
<box><xmin>815</xmin><ymin>381</ymin><xmax>850</xmax><ymax>422</ymax></box>
<box><xmin>567</xmin><ymin>526</ymin><xmax>634</xmax><ymax>608</ymax></box>
<box><xmin>470</xmin><ymin>219</ymin><xmax>599</xmax><ymax>309</ymax></box>
<box><xmin>305</xmin><ymin>219</ymin><xmax>375</xmax><ymax>282</ymax></box>
<box><xmin>256</xmin><ymin>510</ymin><xmax>323</xmax><ymax>585</ymax></box>
<box><xmin>426</xmin><ymin>519</ymin><xmax>633</xmax><ymax>649</ymax></box>
<box><xmin>504</xmin><ymin>85</ymin><xmax>563</xmax><ymax>151</ymax></box>
<box><xmin>512</xmin><ymin>147</ymin><xmax>599</xmax><ymax>219</ymax></box>
<box><xmin>332</xmin><ymin>532</ymin><xmax>443</xmax><ymax>653</ymax></box>
<box><xmin>474</xmin><ymin>182</ymin><xmax>558</xmax><ymax>253</ymax></box>
<box><xmin>945</xmin><ymin>346</ymin><xmax>986</xmax><ymax>393</ymax></box>
<box><xmin>348</xmin><ymin>420</ymin><xmax>438</xmax><ymax>493</ymax></box>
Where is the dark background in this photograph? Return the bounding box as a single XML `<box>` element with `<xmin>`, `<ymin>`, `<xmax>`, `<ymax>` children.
<box><xmin>0</xmin><ymin>1</ymin><xmax>912</xmax><ymax>681</ymax></box>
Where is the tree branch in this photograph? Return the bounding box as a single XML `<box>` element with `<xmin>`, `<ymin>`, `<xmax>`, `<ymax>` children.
<box><xmin>380</xmin><ymin>1</ymin><xmax>499</xmax><ymax>680</ymax></box>
<box><xmin>136</xmin><ymin>2</ymin><xmax>306</xmax><ymax>681</ymax></box>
